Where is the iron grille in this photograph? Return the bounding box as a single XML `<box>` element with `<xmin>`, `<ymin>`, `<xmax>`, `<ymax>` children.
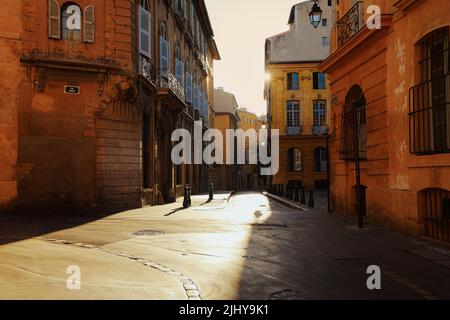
<box><xmin>409</xmin><ymin>28</ymin><xmax>450</xmax><ymax>155</ymax></box>
<box><xmin>339</xmin><ymin>86</ymin><xmax>367</xmax><ymax>161</ymax></box>
<box><xmin>421</xmin><ymin>189</ymin><xmax>450</xmax><ymax>242</ymax></box>
<box><xmin>337</xmin><ymin>1</ymin><xmax>365</xmax><ymax>48</ymax></box>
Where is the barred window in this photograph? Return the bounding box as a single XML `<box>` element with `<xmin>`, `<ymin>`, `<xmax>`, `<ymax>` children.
<box><xmin>419</xmin><ymin>188</ymin><xmax>450</xmax><ymax>242</ymax></box>
<box><xmin>288</xmin><ymin>148</ymin><xmax>303</xmax><ymax>172</ymax></box>
<box><xmin>314</xmin><ymin>147</ymin><xmax>328</xmax><ymax>172</ymax></box>
<box><xmin>339</xmin><ymin>85</ymin><xmax>367</xmax><ymax>161</ymax></box>
<box><xmin>409</xmin><ymin>27</ymin><xmax>450</xmax><ymax>154</ymax></box>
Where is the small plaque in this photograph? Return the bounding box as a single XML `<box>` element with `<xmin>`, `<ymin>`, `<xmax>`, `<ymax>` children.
<box><xmin>64</xmin><ymin>85</ymin><xmax>80</xmax><ymax>95</ymax></box>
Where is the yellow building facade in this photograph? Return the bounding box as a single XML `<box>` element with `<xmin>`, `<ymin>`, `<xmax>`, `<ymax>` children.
<box><xmin>266</xmin><ymin>62</ymin><xmax>331</xmax><ymax>189</ymax></box>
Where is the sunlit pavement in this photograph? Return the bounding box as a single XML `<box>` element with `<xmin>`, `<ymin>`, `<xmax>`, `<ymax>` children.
<box><xmin>0</xmin><ymin>192</ymin><xmax>450</xmax><ymax>300</ymax></box>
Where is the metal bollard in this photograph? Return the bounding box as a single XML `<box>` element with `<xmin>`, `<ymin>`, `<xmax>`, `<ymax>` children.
<box><xmin>300</xmin><ymin>187</ymin><xmax>306</xmax><ymax>205</ymax></box>
<box><xmin>308</xmin><ymin>189</ymin><xmax>315</xmax><ymax>208</ymax></box>
<box><xmin>188</xmin><ymin>185</ymin><xmax>192</xmax><ymax>207</ymax></box>
<box><xmin>209</xmin><ymin>182</ymin><xmax>214</xmax><ymax>201</ymax></box>
<box><xmin>183</xmin><ymin>185</ymin><xmax>190</xmax><ymax>208</ymax></box>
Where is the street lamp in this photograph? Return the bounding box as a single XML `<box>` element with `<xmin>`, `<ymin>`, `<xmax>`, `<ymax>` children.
<box><xmin>309</xmin><ymin>0</ymin><xmax>323</xmax><ymax>28</ymax></box>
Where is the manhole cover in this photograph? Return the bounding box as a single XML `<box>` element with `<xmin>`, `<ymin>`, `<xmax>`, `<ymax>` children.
<box><xmin>132</xmin><ymin>230</ymin><xmax>165</xmax><ymax>236</ymax></box>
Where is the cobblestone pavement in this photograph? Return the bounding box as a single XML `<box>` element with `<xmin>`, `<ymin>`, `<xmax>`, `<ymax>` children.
<box><xmin>0</xmin><ymin>192</ymin><xmax>449</xmax><ymax>299</ymax></box>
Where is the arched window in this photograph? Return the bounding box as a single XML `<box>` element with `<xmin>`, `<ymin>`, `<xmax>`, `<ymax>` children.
<box><xmin>339</xmin><ymin>85</ymin><xmax>367</xmax><ymax>160</ymax></box>
<box><xmin>314</xmin><ymin>147</ymin><xmax>328</xmax><ymax>172</ymax></box>
<box><xmin>139</xmin><ymin>0</ymin><xmax>151</xmax><ymax>58</ymax></box>
<box><xmin>288</xmin><ymin>148</ymin><xmax>302</xmax><ymax>172</ymax></box>
<box><xmin>61</xmin><ymin>3</ymin><xmax>82</xmax><ymax>41</ymax></box>
<box><xmin>409</xmin><ymin>27</ymin><xmax>450</xmax><ymax>154</ymax></box>
<box><xmin>419</xmin><ymin>188</ymin><xmax>450</xmax><ymax>241</ymax></box>
<box><xmin>159</xmin><ymin>22</ymin><xmax>170</xmax><ymax>75</ymax></box>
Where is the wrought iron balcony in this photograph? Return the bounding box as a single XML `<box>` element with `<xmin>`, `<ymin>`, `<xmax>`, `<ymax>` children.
<box><xmin>286</xmin><ymin>126</ymin><xmax>301</xmax><ymax>135</ymax></box>
<box><xmin>139</xmin><ymin>57</ymin><xmax>155</xmax><ymax>83</ymax></box>
<box><xmin>337</xmin><ymin>1</ymin><xmax>365</xmax><ymax>48</ymax></box>
<box><xmin>313</xmin><ymin>126</ymin><xmax>329</xmax><ymax>136</ymax></box>
<box><xmin>156</xmin><ymin>68</ymin><xmax>186</xmax><ymax>103</ymax></box>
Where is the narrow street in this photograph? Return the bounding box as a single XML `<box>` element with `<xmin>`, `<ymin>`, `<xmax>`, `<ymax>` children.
<box><xmin>1</xmin><ymin>192</ymin><xmax>449</xmax><ymax>300</ymax></box>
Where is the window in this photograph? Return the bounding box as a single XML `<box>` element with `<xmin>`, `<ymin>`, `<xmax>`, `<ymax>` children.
<box><xmin>328</xmin><ymin>0</ymin><xmax>332</xmax><ymax>6</ymax></box>
<box><xmin>419</xmin><ymin>188</ymin><xmax>450</xmax><ymax>242</ymax></box>
<box><xmin>175</xmin><ymin>46</ymin><xmax>185</xmax><ymax>86</ymax></box>
<box><xmin>313</xmin><ymin>100</ymin><xmax>328</xmax><ymax>135</ymax></box>
<box><xmin>288</xmin><ymin>148</ymin><xmax>303</xmax><ymax>172</ymax></box>
<box><xmin>48</xmin><ymin>1</ymin><xmax>94</xmax><ymax>42</ymax></box>
<box><xmin>139</xmin><ymin>0</ymin><xmax>151</xmax><ymax>58</ymax></box>
<box><xmin>314</xmin><ymin>147</ymin><xmax>328</xmax><ymax>172</ymax></box>
<box><xmin>160</xmin><ymin>23</ymin><xmax>170</xmax><ymax>76</ymax></box>
<box><xmin>286</xmin><ymin>101</ymin><xmax>300</xmax><ymax>135</ymax></box>
<box><xmin>339</xmin><ymin>85</ymin><xmax>367</xmax><ymax>160</ymax></box>
<box><xmin>61</xmin><ymin>3</ymin><xmax>82</xmax><ymax>41</ymax></box>
<box><xmin>409</xmin><ymin>27</ymin><xmax>450</xmax><ymax>154</ymax></box>
<box><xmin>322</xmin><ymin>19</ymin><xmax>328</xmax><ymax>27</ymax></box>
<box><xmin>322</xmin><ymin>37</ymin><xmax>329</xmax><ymax>46</ymax></box>
<box><xmin>287</xmin><ymin>73</ymin><xmax>300</xmax><ymax>90</ymax></box>
<box><xmin>313</xmin><ymin>72</ymin><xmax>326</xmax><ymax>89</ymax></box>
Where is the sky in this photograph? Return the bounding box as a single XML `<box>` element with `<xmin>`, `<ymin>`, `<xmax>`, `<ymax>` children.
<box><xmin>205</xmin><ymin>0</ymin><xmax>305</xmax><ymax>116</ymax></box>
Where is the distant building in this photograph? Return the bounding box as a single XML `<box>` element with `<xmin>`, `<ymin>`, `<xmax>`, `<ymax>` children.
<box><xmin>237</xmin><ymin>108</ymin><xmax>263</xmax><ymax>190</ymax></box>
<box><xmin>213</xmin><ymin>88</ymin><xmax>241</xmax><ymax>191</ymax></box>
<box><xmin>265</xmin><ymin>0</ymin><xmax>333</xmax><ymax>191</ymax></box>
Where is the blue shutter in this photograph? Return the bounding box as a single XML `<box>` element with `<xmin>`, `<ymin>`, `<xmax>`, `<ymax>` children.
<box><xmin>160</xmin><ymin>37</ymin><xmax>169</xmax><ymax>76</ymax></box>
<box><xmin>139</xmin><ymin>6</ymin><xmax>151</xmax><ymax>57</ymax></box>
<box><xmin>186</xmin><ymin>73</ymin><xmax>192</xmax><ymax>103</ymax></box>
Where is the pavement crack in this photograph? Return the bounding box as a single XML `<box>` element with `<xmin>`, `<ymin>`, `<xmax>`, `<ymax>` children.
<box><xmin>38</xmin><ymin>236</ymin><xmax>202</xmax><ymax>300</ymax></box>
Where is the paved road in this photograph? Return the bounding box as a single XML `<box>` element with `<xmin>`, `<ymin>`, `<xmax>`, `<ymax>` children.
<box><xmin>0</xmin><ymin>192</ymin><xmax>449</xmax><ymax>299</ymax></box>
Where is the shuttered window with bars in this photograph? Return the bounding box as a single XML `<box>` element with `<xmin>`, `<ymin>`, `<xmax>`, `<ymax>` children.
<box><xmin>409</xmin><ymin>27</ymin><xmax>450</xmax><ymax>155</ymax></box>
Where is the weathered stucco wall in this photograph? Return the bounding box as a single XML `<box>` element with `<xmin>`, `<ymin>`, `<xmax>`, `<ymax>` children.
<box><xmin>0</xmin><ymin>0</ymin><xmax>21</xmax><ymax>210</ymax></box>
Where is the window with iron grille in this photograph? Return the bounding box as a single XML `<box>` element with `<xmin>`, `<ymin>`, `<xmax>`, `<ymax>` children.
<box><xmin>419</xmin><ymin>188</ymin><xmax>450</xmax><ymax>242</ymax></box>
<box><xmin>288</xmin><ymin>148</ymin><xmax>303</xmax><ymax>172</ymax></box>
<box><xmin>314</xmin><ymin>147</ymin><xmax>328</xmax><ymax>172</ymax></box>
<box><xmin>339</xmin><ymin>85</ymin><xmax>367</xmax><ymax>161</ymax></box>
<box><xmin>409</xmin><ymin>27</ymin><xmax>450</xmax><ymax>155</ymax></box>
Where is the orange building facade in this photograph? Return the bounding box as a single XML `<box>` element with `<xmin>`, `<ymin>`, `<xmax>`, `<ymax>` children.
<box><xmin>321</xmin><ymin>0</ymin><xmax>450</xmax><ymax>241</ymax></box>
<box><xmin>0</xmin><ymin>0</ymin><xmax>219</xmax><ymax>212</ymax></box>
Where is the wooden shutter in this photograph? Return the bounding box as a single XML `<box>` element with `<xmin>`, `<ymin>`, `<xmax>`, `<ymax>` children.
<box><xmin>84</xmin><ymin>5</ymin><xmax>95</xmax><ymax>43</ymax></box>
<box><xmin>139</xmin><ymin>6</ymin><xmax>151</xmax><ymax>57</ymax></box>
<box><xmin>186</xmin><ymin>73</ymin><xmax>192</xmax><ymax>103</ymax></box>
<box><xmin>160</xmin><ymin>38</ymin><xmax>170</xmax><ymax>76</ymax></box>
<box><xmin>48</xmin><ymin>0</ymin><xmax>60</xmax><ymax>39</ymax></box>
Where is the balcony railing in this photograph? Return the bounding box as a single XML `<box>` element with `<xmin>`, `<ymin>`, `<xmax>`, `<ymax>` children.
<box><xmin>286</xmin><ymin>126</ymin><xmax>301</xmax><ymax>135</ymax></box>
<box><xmin>313</xmin><ymin>126</ymin><xmax>329</xmax><ymax>136</ymax></box>
<box><xmin>337</xmin><ymin>1</ymin><xmax>365</xmax><ymax>48</ymax></box>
